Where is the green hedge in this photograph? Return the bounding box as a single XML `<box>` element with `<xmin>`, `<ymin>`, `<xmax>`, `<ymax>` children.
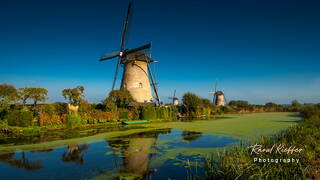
<box><xmin>6</xmin><ymin>110</ymin><xmax>33</xmax><ymax>127</ymax></box>
<box><xmin>119</xmin><ymin>108</ymin><xmax>129</xmax><ymax>120</ymax></box>
<box><xmin>67</xmin><ymin>113</ymin><xmax>82</xmax><ymax>128</ymax></box>
<box><xmin>141</xmin><ymin>106</ymin><xmax>157</xmax><ymax>120</ymax></box>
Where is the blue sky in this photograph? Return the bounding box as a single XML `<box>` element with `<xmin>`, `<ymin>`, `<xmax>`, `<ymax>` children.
<box><xmin>1</xmin><ymin>0</ymin><xmax>319</xmax><ymax>104</ymax></box>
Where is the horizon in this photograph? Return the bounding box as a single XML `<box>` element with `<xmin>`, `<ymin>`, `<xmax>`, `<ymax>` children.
<box><xmin>1</xmin><ymin>0</ymin><xmax>320</xmax><ymax>105</ymax></box>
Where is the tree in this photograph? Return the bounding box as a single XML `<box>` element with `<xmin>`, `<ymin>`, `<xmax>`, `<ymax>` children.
<box><xmin>228</xmin><ymin>100</ymin><xmax>249</xmax><ymax>108</ymax></box>
<box><xmin>18</xmin><ymin>88</ymin><xmax>32</xmax><ymax>105</ymax></box>
<box><xmin>104</xmin><ymin>89</ymin><xmax>134</xmax><ymax>108</ymax></box>
<box><xmin>265</xmin><ymin>102</ymin><xmax>277</xmax><ymax>107</ymax></box>
<box><xmin>0</xmin><ymin>83</ymin><xmax>17</xmax><ymax>107</ymax></box>
<box><xmin>182</xmin><ymin>93</ymin><xmax>202</xmax><ymax>113</ymax></box>
<box><xmin>201</xmin><ymin>98</ymin><xmax>213</xmax><ymax>107</ymax></box>
<box><xmin>62</xmin><ymin>86</ymin><xmax>85</xmax><ymax>105</ymax></box>
<box><xmin>28</xmin><ymin>88</ymin><xmax>48</xmax><ymax>106</ymax></box>
<box><xmin>292</xmin><ymin>100</ymin><xmax>301</xmax><ymax>107</ymax></box>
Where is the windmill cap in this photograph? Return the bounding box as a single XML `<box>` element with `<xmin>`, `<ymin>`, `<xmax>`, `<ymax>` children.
<box><xmin>215</xmin><ymin>91</ymin><xmax>224</xmax><ymax>95</ymax></box>
<box><xmin>125</xmin><ymin>51</ymin><xmax>155</xmax><ymax>63</ymax></box>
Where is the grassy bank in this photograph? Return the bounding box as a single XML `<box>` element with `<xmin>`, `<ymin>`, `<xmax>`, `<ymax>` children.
<box><xmin>190</xmin><ymin>105</ymin><xmax>320</xmax><ymax>179</ymax></box>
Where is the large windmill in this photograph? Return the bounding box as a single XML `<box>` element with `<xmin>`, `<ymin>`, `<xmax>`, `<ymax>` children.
<box><xmin>209</xmin><ymin>81</ymin><xmax>226</xmax><ymax>106</ymax></box>
<box><xmin>99</xmin><ymin>1</ymin><xmax>160</xmax><ymax>105</ymax></box>
<box><xmin>168</xmin><ymin>89</ymin><xmax>179</xmax><ymax>105</ymax></box>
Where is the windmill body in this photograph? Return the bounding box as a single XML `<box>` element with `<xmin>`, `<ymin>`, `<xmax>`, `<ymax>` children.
<box><xmin>209</xmin><ymin>81</ymin><xmax>226</xmax><ymax>106</ymax></box>
<box><xmin>120</xmin><ymin>52</ymin><xmax>154</xmax><ymax>103</ymax></box>
<box><xmin>168</xmin><ymin>89</ymin><xmax>179</xmax><ymax>105</ymax></box>
<box><xmin>214</xmin><ymin>91</ymin><xmax>225</xmax><ymax>106</ymax></box>
<box><xmin>172</xmin><ymin>98</ymin><xmax>179</xmax><ymax>106</ymax></box>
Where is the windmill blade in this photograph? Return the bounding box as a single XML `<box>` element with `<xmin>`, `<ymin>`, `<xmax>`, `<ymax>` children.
<box><xmin>111</xmin><ymin>1</ymin><xmax>133</xmax><ymax>90</ymax></box>
<box><xmin>125</xmin><ymin>42</ymin><xmax>152</xmax><ymax>55</ymax></box>
<box><xmin>100</xmin><ymin>51</ymin><xmax>120</xmax><ymax>61</ymax></box>
<box><xmin>111</xmin><ymin>57</ymin><xmax>122</xmax><ymax>90</ymax></box>
<box><xmin>214</xmin><ymin>80</ymin><xmax>218</xmax><ymax>93</ymax></box>
<box><xmin>147</xmin><ymin>63</ymin><xmax>161</xmax><ymax>106</ymax></box>
<box><xmin>120</xmin><ymin>1</ymin><xmax>132</xmax><ymax>52</ymax></box>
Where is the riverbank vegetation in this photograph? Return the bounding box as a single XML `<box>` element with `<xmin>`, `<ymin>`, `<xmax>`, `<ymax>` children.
<box><xmin>0</xmin><ymin>83</ymin><xmax>311</xmax><ymax>136</ymax></box>
<box><xmin>186</xmin><ymin>104</ymin><xmax>320</xmax><ymax>179</ymax></box>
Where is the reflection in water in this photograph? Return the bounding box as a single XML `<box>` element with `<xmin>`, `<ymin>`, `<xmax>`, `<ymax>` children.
<box><xmin>0</xmin><ymin>152</ymin><xmax>43</xmax><ymax>171</ymax></box>
<box><xmin>182</xmin><ymin>131</ymin><xmax>203</xmax><ymax>142</ymax></box>
<box><xmin>107</xmin><ymin>129</ymin><xmax>171</xmax><ymax>178</ymax></box>
<box><xmin>0</xmin><ymin>128</ymin><xmax>239</xmax><ymax>180</ymax></box>
<box><xmin>62</xmin><ymin>144</ymin><xmax>88</xmax><ymax>164</ymax></box>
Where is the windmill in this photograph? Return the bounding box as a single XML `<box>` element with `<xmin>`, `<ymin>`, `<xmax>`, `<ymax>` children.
<box><xmin>99</xmin><ymin>1</ymin><xmax>160</xmax><ymax>105</ymax></box>
<box><xmin>168</xmin><ymin>89</ymin><xmax>179</xmax><ymax>105</ymax></box>
<box><xmin>209</xmin><ymin>81</ymin><xmax>226</xmax><ymax>106</ymax></box>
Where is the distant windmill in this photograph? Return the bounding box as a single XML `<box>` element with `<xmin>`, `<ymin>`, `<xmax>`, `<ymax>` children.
<box><xmin>209</xmin><ymin>81</ymin><xmax>226</xmax><ymax>106</ymax></box>
<box><xmin>168</xmin><ymin>89</ymin><xmax>179</xmax><ymax>105</ymax></box>
<box><xmin>99</xmin><ymin>1</ymin><xmax>160</xmax><ymax>105</ymax></box>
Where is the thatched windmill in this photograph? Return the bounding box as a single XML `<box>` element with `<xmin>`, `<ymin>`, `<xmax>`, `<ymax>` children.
<box><xmin>209</xmin><ymin>81</ymin><xmax>226</xmax><ymax>106</ymax></box>
<box><xmin>168</xmin><ymin>89</ymin><xmax>179</xmax><ymax>105</ymax></box>
<box><xmin>99</xmin><ymin>1</ymin><xmax>160</xmax><ymax>105</ymax></box>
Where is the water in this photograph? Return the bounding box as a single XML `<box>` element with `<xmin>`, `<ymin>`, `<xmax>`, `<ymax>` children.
<box><xmin>0</xmin><ymin>128</ymin><xmax>238</xmax><ymax>180</ymax></box>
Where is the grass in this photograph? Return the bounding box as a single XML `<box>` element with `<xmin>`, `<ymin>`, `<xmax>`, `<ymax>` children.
<box><xmin>193</xmin><ymin>124</ymin><xmax>320</xmax><ymax>179</ymax></box>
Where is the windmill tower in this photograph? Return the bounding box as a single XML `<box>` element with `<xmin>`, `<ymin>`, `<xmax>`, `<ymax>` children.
<box><xmin>99</xmin><ymin>2</ymin><xmax>160</xmax><ymax>105</ymax></box>
<box><xmin>209</xmin><ymin>81</ymin><xmax>226</xmax><ymax>106</ymax></box>
<box><xmin>168</xmin><ymin>89</ymin><xmax>179</xmax><ymax>105</ymax></box>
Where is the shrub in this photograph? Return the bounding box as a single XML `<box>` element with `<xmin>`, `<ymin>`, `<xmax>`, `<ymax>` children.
<box><xmin>301</xmin><ymin>104</ymin><xmax>320</xmax><ymax>126</ymax></box>
<box><xmin>80</xmin><ymin>109</ymin><xmax>119</xmax><ymax>124</ymax></box>
<box><xmin>67</xmin><ymin>113</ymin><xmax>82</xmax><ymax>128</ymax></box>
<box><xmin>39</xmin><ymin>113</ymin><xmax>65</xmax><ymax>126</ymax></box>
<box><xmin>129</xmin><ymin>109</ymin><xmax>140</xmax><ymax>120</ymax></box>
<box><xmin>104</xmin><ymin>89</ymin><xmax>135</xmax><ymax>108</ymax></box>
<box><xmin>156</xmin><ymin>107</ymin><xmax>174</xmax><ymax>120</ymax></box>
<box><xmin>182</xmin><ymin>93</ymin><xmax>202</xmax><ymax>113</ymax></box>
<box><xmin>6</xmin><ymin>110</ymin><xmax>33</xmax><ymax>127</ymax></box>
<box><xmin>119</xmin><ymin>108</ymin><xmax>129</xmax><ymax>120</ymax></box>
<box><xmin>141</xmin><ymin>106</ymin><xmax>157</xmax><ymax>120</ymax></box>
<box><xmin>52</xmin><ymin>102</ymin><xmax>68</xmax><ymax>116</ymax></box>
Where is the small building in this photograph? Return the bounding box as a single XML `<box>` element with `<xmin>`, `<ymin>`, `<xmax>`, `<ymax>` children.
<box><xmin>214</xmin><ymin>91</ymin><xmax>225</xmax><ymax>106</ymax></box>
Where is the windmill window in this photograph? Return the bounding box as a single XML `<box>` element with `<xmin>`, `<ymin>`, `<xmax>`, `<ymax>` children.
<box><xmin>138</xmin><ymin>82</ymin><xmax>143</xmax><ymax>88</ymax></box>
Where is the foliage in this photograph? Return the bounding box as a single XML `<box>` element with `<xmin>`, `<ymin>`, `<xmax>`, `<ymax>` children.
<box><xmin>119</xmin><ymin>108</ymin><xmax>129</xmax><ymax>120</ymax></box>
<box><xmin>27</xmin><ymin>88</ymin><xmax>48</xmax><ymax>106</ymax></box>
<box><xmin>104</xmin><ymin>89</ymin><xmax>135</xmax><ymax>108</ymax></box>
<box><xmin>5</xmin><ymin>110</ymin><xmax>33</xmax><ymax>127</ymax></box>
<box><xmin>182</xmin><ymin>93</ymin><xmax>202</xmax><ymax>113</ymax></box>
<box><xmin>62</xmin><ymin>86</ymin><xmax>85</xmax><ymax>105</ymax></box>
<box><xmin>265</xmin><ymin>102</ymin><xmax>277</xmax><ymax>107</ymax></box>
<box><xmin>200</xmin><ymin>123</ymin><xmax>320</xmax><ymax>179</ymax></box>
<box><xmin>0</xmin><ymin>83</ymin><xmax>17</xmax><ymax>107</ymax></box>
<box><xmin>201</xmin><ymin>98</ymin><xmax>213</xmax><ymax>108</ymax></box>
<box><xmin>292</xmin><ymin>99</ymin><xmax>302</xmax><ymax>107</ymax></box>
<box><xmin>141</xmin><ymin>106</ymin><xmax>157</xmax><ymax>120</ymax></box>
<box><xmin>80</xmin><ymin>109</ymin><xmax>118</xmax><ymax>124</ymax></box>
<box><xmin>300</xmin><ymin>104</ymin><xmax>320</xmax><ymax>126</ymax></box>
<box><xmin>39</xmin><ymin>113</ymin><xmax>66</xmax><ymax>126</ymax></box>
<box><xmin>104</xmin><ymin>100</ymin><xmax>117</xmax><ymax>112</ymax></box>
<box><xmin>228</xmin><ymin>100</ymin><xmax>249</xmax><ymax>108</ymax></box>
<box><xmin>129</xmin><ymin>108</ymin><xmax>140</xmax><ymax>120</ymax></box>
<box><xmin>67</xmin><ymin>113</ymin><xmax>82</xmax><ymax>128</ymax></box>
<box><xmin>156</xmin><ymin>107</ymin><xmax>173</xmax><ymax>120</ymax></box>
<box><xmin>52</xmin><ymin>102</ymin><xmax>68</xmax><ymax>116</ymax></box>
<box><xmin>17</xmin><ymin>88</ymin><xmax>31</xmax><ymax>105</ymax></box>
